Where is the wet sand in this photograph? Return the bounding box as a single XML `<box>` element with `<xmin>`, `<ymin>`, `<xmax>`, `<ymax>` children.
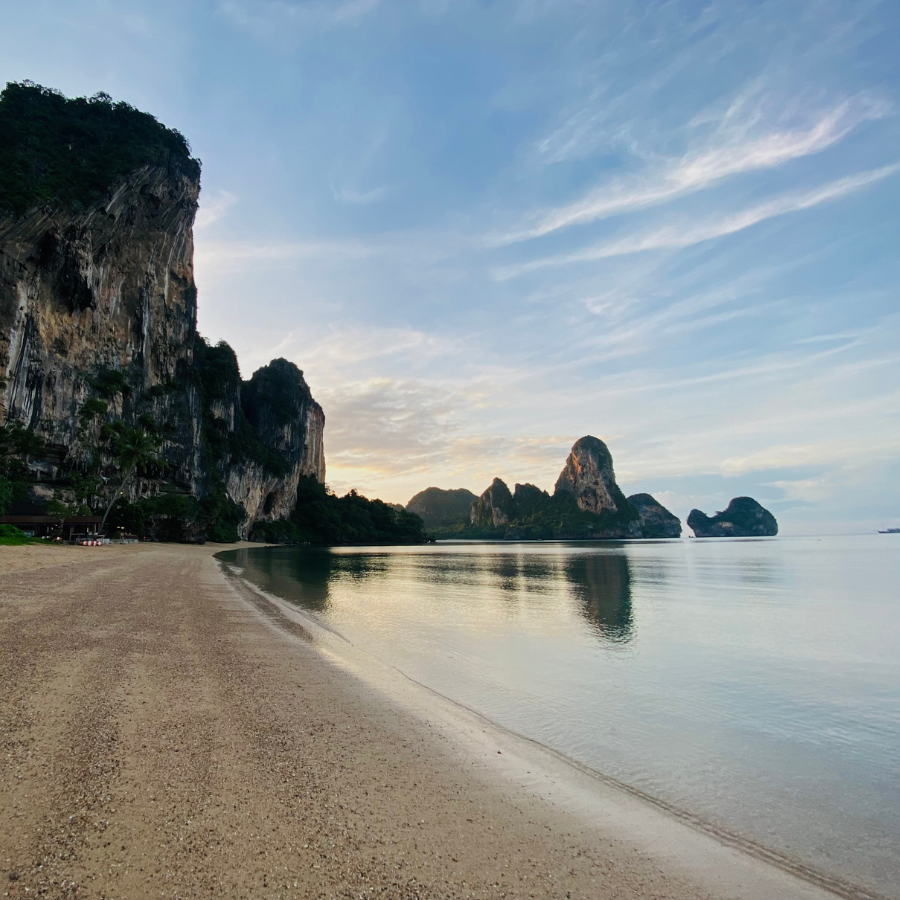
<box><xmin>0</xmin><ymin>543</ymin><xmax>859</xmax><ymax>900</ymax></box>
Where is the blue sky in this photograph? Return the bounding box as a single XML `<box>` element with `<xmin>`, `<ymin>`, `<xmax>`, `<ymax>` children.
<box><xmin>5</xmin><ymin>0</ymin><xmax>900</xmax><ymax>531</ymax></box>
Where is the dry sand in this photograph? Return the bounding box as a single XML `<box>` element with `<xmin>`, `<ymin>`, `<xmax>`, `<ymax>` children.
<box><xmin>0</xmin><ymin>543</ymin><xmax>860</xmax><ymax>900</ymax></box>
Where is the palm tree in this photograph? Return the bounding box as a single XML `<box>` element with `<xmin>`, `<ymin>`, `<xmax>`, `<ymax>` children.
<box><xmin>99</xmin><ymin>428</ymin><xmax>159</xmax><ymax>534</ymax></box>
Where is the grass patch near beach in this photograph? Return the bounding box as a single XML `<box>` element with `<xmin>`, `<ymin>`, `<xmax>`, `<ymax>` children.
<box><xmin>0</xmin><ymin>525</ymin><xmax>48</xmax><ymax>546</ymax></box>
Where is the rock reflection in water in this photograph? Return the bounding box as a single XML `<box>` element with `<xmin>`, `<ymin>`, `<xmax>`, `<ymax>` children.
<box><xmin>224</xmin><ymin>547</ymin><xmax>390</xmax><ymax>612</ymax></box>
<box><xmin>484</xmin><ymin>554</ymin><xmax>522</xmax><ymax>591</ymax></box>
<box><xmin>565</xmin><ymin>553</ymin><xmax>633</xmax><ymax>643</ymax></box>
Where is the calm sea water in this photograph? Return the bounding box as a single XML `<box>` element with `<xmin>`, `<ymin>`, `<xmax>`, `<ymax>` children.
<box><xmin>218</xmin><ymin>536</ymin><xmax>900</xmax><ymax>898</ymax></box>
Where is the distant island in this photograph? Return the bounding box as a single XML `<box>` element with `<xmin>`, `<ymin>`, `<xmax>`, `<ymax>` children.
<box><xmin>407</xmin><ymin>436</ymin><xmax>683</xmax><ymax>540</ymax></box>
<box><xmin>406</xmin><ymin>441</ymin><xmax>781</xmax><ymax>541</ymax></box>
<box><xmin>687</xmin><ymin>498</ymin><xmax>778</xmax><ymax>537</ymax></box>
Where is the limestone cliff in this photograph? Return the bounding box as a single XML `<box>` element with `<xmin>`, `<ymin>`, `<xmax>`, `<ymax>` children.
<box><xmin>0</xmin><ymin>83</ymin><xmax>325</xmax><ymax>539</ymax></box>
<box><xmin>0</xmin><ymin>164</ymin><xmax>202</xmax><ymax>484</ymax></box>
<box><xmin>554</xmin><ymin>436</ymin><xmax>640</xmax><ymax>536</ymax></box>
<box><xmin>462</xmin><ymin>438</ymin><xmax>642</xmax><ymax>539</ymax></box>
<box><xmin>627</xmin><ymin>493</ymin><xmax>681</xmax><ymax>538</ymax></box>
<box><xmin>470</xmin><ymin>477</ymin><xmax>516</xmax><ymax>526</ymax></box>
<box><xmin>687</xmin><ymin>497</ymin><xmax>777</xmax><ymax>537</ymax></box>
<box><xmin>227</xmin><ymin>359</ymin><xmax>325</xmax><ymax>528</ymax></box>
<box><xmin>554</xmin><ymin>436</ymin><xmax>621</xmax><ymax>514</ymax></box>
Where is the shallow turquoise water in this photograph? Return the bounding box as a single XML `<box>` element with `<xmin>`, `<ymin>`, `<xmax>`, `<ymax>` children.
<box><xmin>218</xmin><ymin>535</ymin><xmax>900</xmax><ymax>898</ymax></box>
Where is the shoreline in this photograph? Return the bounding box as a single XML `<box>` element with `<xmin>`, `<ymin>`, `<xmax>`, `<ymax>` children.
<box><xmin>0</xmin><ymin>542</ymin><xmax>877</xmax><ymax>900</ymax></box>
<box><xmin>220</xmin><ymin>555</ymin><xmax>877</xmax><ymax>900</ymax></box>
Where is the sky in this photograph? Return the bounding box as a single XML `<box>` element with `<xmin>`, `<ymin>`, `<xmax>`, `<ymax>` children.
<box><xmin>4</xmin><ymin>0</ymin><xmax>900</xmax><ymax>533</ymax></box>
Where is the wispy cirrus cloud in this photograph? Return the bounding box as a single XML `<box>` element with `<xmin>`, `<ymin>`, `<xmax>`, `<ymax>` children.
<box><xmin>194</xmin><ymin>236</ymin><xmax>377</xmax><ymax>273</ymax></box>
<box><xmin>331</xmin><ymin>183</ymin><xmax>394</xmax><ymax>205</ymax></box>
<box><xmin>498</xmin><ymin>96</ymin><xmax>888</xmax><ymax>245</ymax></box>
<box><xmin>494</xmin><ymin>163</ymin><xmax>900</xmax><ymax>278</ymax></box>
<box><xmin>217</xmin><ymin>0</ymin><xmax>380</xmax><ymax>40</ymax></box>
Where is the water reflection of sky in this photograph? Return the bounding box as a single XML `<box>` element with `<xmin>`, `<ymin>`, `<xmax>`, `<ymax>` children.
<box><xmin>224</xmin><ymin>543</ymin><xmax>637</xmax><ymax>646</ymax></box>
<box><xmin>217</xmin><ymin>536</ymin><xmax>900</xmax><ymax>899</ymax></box>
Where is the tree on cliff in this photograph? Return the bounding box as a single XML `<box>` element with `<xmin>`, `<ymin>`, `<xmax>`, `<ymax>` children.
<box><xmin>0</xmin><ymin>425</ymin><xmax>46</xmax><ymax>516</ymax></box>
<box><xmin>0</xmin><ymin>476</ymin><xmax>12</xmax><ymax>517</ymax></box>
<box><xmin>100</xmin><ymin>429</ymin><xmax>160</xmax><ymax>534</ymax></box>
<box><xmin>0</xmin><ymin>80</ymin><xmax>199</xmax><ymax>216</ymax></box>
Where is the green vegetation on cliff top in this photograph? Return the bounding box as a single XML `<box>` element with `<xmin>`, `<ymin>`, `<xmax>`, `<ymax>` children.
<box><xmin>0</xmin><ymin>81</ymin><xmax>199</xmax><ymax>217</ymax></box>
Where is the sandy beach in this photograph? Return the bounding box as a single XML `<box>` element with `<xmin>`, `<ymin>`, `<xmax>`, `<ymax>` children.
<box><xmin>0</xmin><ymin>543</ymin><xmax>858</xmax><ymax>900</ymax></box>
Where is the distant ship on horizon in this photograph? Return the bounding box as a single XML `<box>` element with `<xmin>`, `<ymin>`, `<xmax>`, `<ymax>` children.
<box><xmin>878</xmin><ymin>527</ymin><xmax>900</xmax><ymax>534</ymax></box>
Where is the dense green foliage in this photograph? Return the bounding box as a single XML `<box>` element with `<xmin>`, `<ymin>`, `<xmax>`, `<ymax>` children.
<box><xmin>253</xmin><ymin>476</ymin><xmax>426</xmax><ymax>545</ymax></box>
<box><xmin>434</xmin><ymin>490</ymin><xmax>639</xmax><ymax>540</ymax></box>
<box><xmin>193</xmin><ymin>337</ymin><xmax>240</xmax><ymax>400</ymax></box>
<box><xmin>0</xmin><ymin>81</ymin><xmax>199</xmax><ymax>216</ymax></box>
<box><xmin>0</xmin><ymin>425</ymin><xmax>46</xmax><ymax>513</ymax></box>
<box><xmin>0</xmin><ymin>524</ymin><xmax>36</xmax><ymax>545</ymax></box>
<box><xmin>406</xmin><ymin>486</ymin><xmax>477</xmax><ymax>528</ymax></box>
<box><xmin>78</xmin><ymin>398</ymin><xmax>108</xmax><ymax>422</ymax></box>
<box><xmin>0</xmin><ymin>475</ymin><xmax>13</xmax><ymax>517</ymax></box>
<box><xmin>105</xmin><ymin>489</ymin><xmax>247</xmax><ymax>543</ymax></box>
<box><xmin>0</xmin><ymin>423</ymin><xmax>46</xmax><ymax>458</ymax></box>
<box><xmin>243</xmin><ymin>359</ymin><xmax>305</xmax><ymax>429</ymax></box>
<box><xmin>90</xmin><ymin>367</ymin><xmax>132</xmax><ymax>399</ymax></box>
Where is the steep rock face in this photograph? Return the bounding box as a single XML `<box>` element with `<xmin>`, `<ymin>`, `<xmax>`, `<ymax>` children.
<box><xmin>0</xmin><ymin>166</ymin><xmax>325</xmax><ymax>538</ymax></box>
<box><xmin>470</xmin><ymin>478</ymin><xmax>516</xmax><ymax>526</ymax></box>
<box><xmin>627</xmin><ymin>493</ymin><xmax>682</xmax><ymax>538</ymax></box>
<box><xmin>406</xmin><ymin>487</ymin><xmax>477</xmax><ymax>528</ymax></box>
<box><xmin>228</xmin><ymin>359</ymin><xmax>325</xmax><ymax>529</ymax></box>
<box><xmin>0</xmin><ymin>164</ymin><xmax>202</xmax><ymax>485</ymax></box>
<box><xmin>554</xmin><ymin>436</ymin><xmax>627</xmax><ymax>515</ymax></box>
<box><xmin>687</xmin><ymin>497</ymin><xmax>777</xmax><ymax>537</ymax></box>
<box><xmin>553</xmin><ymin>436</ymin><xmax>640</xmax><ymax>538</ymax></box>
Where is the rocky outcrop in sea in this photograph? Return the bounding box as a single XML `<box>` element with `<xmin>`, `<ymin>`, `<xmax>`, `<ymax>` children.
<box><xmin>459</xmin><ymin>436</ymin><xmax>680</xmax><ymax>540</ymax></box>
<box><xmin>687</xmin><ymin>498</ymin><xmax>778</xmax><ymax>537</ymax></box>
<box><xmin>554</xmin><ymin>436</ymin><xmax>622</xmax><ymax>515</ymax></box>
<box><xmin>627</xmin><ymin>493</ymin><xmax>682</xmax><ymax>538</ymax></box>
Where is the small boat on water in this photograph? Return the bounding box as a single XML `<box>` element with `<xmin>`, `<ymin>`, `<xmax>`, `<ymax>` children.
<box><xmin>878</xmin><ymin>527</ymin><xmax>900</xmax><ymax>534</ymax></box>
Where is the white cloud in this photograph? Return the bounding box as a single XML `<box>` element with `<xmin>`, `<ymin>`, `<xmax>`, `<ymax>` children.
<box><xmin>494</xmin><ymin>163</ymin><xmax>900</xmax><ymax>278</ymax></box>
<box><xmin>194</xmin><ymin>236</ymin><xmax>377</xmax><ymax>273</ymax></box>
<box><xmin>194</xmin><ymin>189</ymin><xmax>238</xmax><ymax>230</ymax></box>
<box><xmin>300</xmin><ymin>325</ymin><xmax>463</xmax><ymax>382</ymax></box>
<box><xmin>501</xmin><ymin>96</ymin><xmax>887</xmax><ymax>244</ymax></box>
